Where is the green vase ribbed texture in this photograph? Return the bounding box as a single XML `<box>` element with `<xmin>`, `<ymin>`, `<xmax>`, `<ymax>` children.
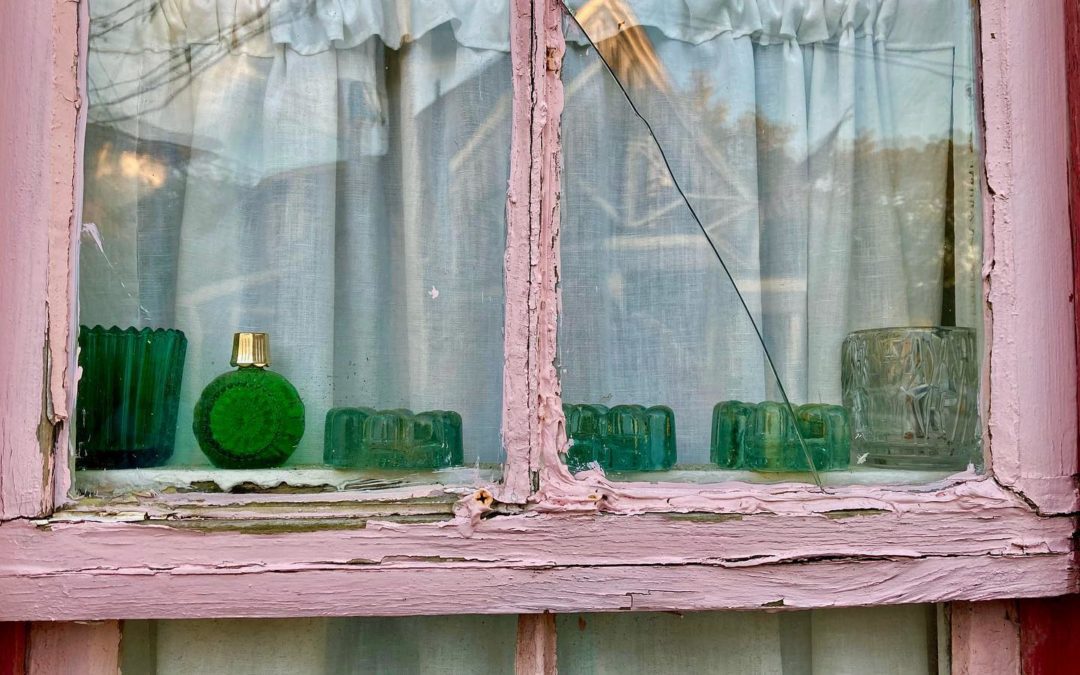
<box><xmin>75</xmin><ymin>325</ymin><xmax>187</xmax><ymax>469</ymax></box>
<box><xmin>193</xmin><ymin>367</ymin><xmax>305</xmax><ymax>469</ymax></box>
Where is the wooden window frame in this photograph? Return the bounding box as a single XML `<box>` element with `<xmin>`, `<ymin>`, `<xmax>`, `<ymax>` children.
<box><xmin>0</xmin><ymin>3</ymin><xmax>1075</xmax><ymax>665</ymax></box>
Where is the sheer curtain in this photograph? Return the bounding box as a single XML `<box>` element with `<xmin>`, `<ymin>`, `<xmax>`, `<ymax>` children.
<box><xmin>120</xmin><ymin>606</ymin><xmax>942</xmax><ymax>674</ymax></box>
<box><xmin>558</xmin><ymin>0</ymin><xmax>980</xmax><ymax>461</ymax></box>
<box><xmin>81</xmin><ymin>0</ymin><xmax>513</xmax><ymax>465</ymax></box>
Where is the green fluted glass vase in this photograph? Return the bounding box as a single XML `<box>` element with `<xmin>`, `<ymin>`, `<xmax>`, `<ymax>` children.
<box><xmin>193</xmin><ymin>332</ymin><xmax>305</xmax><ymax>469</ymax></box>
<box><xmin>75</xmin><ymin>325</ymin><xmax>187</xmax><ymax>469</ymax></box>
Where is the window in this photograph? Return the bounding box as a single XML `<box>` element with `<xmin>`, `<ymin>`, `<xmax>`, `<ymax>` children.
<box><xmin>118</xmin><ymin>606</ymin><xmax>944</xmax><ymax>674</ymax></box>
<box><xmin>78</xmin><ymin>0</ymin><xmax>514</xmax><ymax>493</ymax></box>
<box><xmin>0</xmin><ymin>0</ymin><xmax>1074</xmax><ymax>669</ymax></box>
<box><xmin>78</xmin><ymin>0</ymin><xmax>987</xmax><ymax>497</ymax></box>
<box><xmin>556</xmin><ymin>0</ymin><xmax>982</xmax><ymax>484</ymax></box>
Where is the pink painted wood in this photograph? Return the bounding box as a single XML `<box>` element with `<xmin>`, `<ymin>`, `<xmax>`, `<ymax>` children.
<box><xmin>977</xmin><ymin>0</ymin><xmax>1078</xmax><ymax>514</ymax></box>
<box><xmin>0</xmin><ymin>0</ymin><xmax>1074</xmax><ymax>624</ymax></box>
<box><xmin>951</xmin><ymin>601</ymin><xmax>1021</xmax><ymax>675</ymax></box>
<box><xmin>26</xmin><ymin>621</ymin><xmax>120</xmax><ymax>675</ymax></box>
<box><xmin>531</xmin><ymin>0</ymin><xmax>1080</xmax><ymax>517</ymax></box>
<box><xmin>500</xmin><ymin>0</ymin><xmax>538</xmax><ymax>504</ymax></box>
<box><xmin>0</xmin><ymin>0</ymin><xmax>80</xmax><ymax>521</ymax></box>
<box><xmin>0</xmin><ymin>477</ymin><xmax>1075</xmax><ymax>620</ymax></box>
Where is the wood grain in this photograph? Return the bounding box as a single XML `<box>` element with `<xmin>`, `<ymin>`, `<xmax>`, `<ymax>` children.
<box><xmin>27</xmin><ymin>621</ymin><xmax>120</xmax><ymax>675</ymax></box>
<box><xmin>0</xmin><ymin>0</ymin><xmax>80</xmax><ymax>520</ymax></box>
<box><xmin>977</xmin><ymin>0</ymin><xmax>1078</xmax><ymax>513</ymax></box>
<box><xmin>515</xmin><ymin>614</ymin><xmax>557</xmax><ymax>675</ymax></box>
<box><xmin>951</xmin><ymin>601</ymin><xmax>1020</xmax><ymax>675</ymax></box>
<box><xmin>0</xmin><ymin>482</ymin><xmax>1074</xmax><ymax>621</ymax></box>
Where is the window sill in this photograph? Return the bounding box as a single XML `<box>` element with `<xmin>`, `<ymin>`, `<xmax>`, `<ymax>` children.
<box><xmin>74</xmin><ymin>465</ymin><xmax>502</xmax><ymax>498</ymax></box>
<box><xmin>1</xmin><ymin>473</ymin><xmax>1073</xmax><ymax>620</ymax></box>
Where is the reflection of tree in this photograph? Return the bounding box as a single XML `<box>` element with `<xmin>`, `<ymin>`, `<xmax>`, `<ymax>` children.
<box><xmin>573</xmin><ymin>0</ymin><xmax>669</xmax><ymax>91</ymax></box>
<box><xmin>571</xmin><ymin>28</ymin><xmax>979</xmax><ymax>330</ymax></box>
<box><xmin>88</xmin><ymin>0</ymin><xmax>276</xmax><ymax>125</ymax></box>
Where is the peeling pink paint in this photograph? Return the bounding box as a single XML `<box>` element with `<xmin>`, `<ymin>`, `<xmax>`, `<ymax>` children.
<box><xmin>980</xmin><ymin>0</ymin><xmax>1077</xmax><ymax>514</ymax></box>
<box><xmin>532</xmin><ymin>0</ymin><xmax>573</xmax><ymax>487</ymax></box>
<box><xmin>500</xmin><ymin>0</ymin><xmax>538</xmax><ymax>504</ymax></box>
<box><xmin>0</xmin><ymin>476</ymin><xmax>1074</xmax><ymax>620</ymax></box>
<box><xmin>0</xmin><ymin>0</ymin><xmax>1074</xmax><ymax>630</ymax></box>
<box><xmin>532</xmin><ymin>0</ymin><xmax>1079</xmax><ymax>518</ymax></box>
<box><xmin>0</xmin><ymin>0</ymin><xmax>80</xmax><ymax>520</ymax></box>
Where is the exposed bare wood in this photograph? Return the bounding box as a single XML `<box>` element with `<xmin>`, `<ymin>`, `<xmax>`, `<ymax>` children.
<box><xmin>515</xmin><ymin>614</ymin><xmax>557</xmax><ymax>675</ymax></box>
<box><xmin>27</xmin><ymin>621</ymin><xmax>120</xmax><ymax>675</ymax></box>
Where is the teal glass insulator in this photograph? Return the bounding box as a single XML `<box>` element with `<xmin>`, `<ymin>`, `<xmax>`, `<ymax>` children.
<box><xmin>563</xmin><ymin>403</ymin><xmax>676</xmax><ymax>473</ymax></box>
<box><xmin>324</xmin><ymin>407</ymin><xmax>464</xmax><ymax>470</ymax></box>
<box><xmin>710</xmin><ymin>401</ymin><xmax>851</xmax><ymax>472</ymax></box>
<box><xmin>75</xmin><ymin>325</ymin><xmax>187</xmax><ymax>469</ymax></box>
<box><xmin>710</xmin><ymin>401</ymin><xmax>754</xmax><ymax>469</ymax></box>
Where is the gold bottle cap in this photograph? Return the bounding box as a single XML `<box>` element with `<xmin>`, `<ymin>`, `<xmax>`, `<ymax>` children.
<box><xmin>231</xmin><ymin>332</ymin><xmax>270</xmax><ymax>367</ymax></box>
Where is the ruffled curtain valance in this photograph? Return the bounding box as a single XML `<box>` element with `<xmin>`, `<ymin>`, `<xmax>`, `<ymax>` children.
<box><xmin>565</xmin><ymin>0</ymin><xmax>967</xmax><ymax>48</ymax></box>
<box><xmin>90</xmin><ymin>0</ymin><xmax>511</xmax><ymax>55</ymax></box>
<box><xmin>90</xmin><ymin>0</ymin><xmax>964</xmax><ymax>58</ymax></box>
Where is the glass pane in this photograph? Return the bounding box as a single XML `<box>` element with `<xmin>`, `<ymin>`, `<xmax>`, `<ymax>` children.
<box><xmin>121</xmin><ymin>616</ymin><xmax>517</xmax><ymax>674</ymax></box>
<box><xmin>557</xmin><ymin>0</ymin><xmax>982</xmax><ymax>484</ymax></box>
<box><xmin>77</xmin><ymin>0</ymin><xmax>513</xmax><ymax>494</ymax></box>
<box><xmin>558</xmin><ymin>605</ymin><xmax>946</xmax><ymax>675</ymax></box>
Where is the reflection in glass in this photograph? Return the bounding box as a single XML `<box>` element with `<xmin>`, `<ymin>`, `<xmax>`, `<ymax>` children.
<box><xmin>557</xmin><ymin>0</ymin><xmax>982</xmax><ymax>476</ymax></box>
<box><xmin>79</xmin><ymin>0</ymin><xmax>513</xmax><ymax>480</ymax></box>
<box><xmin>558</xmin><ymin>605</ymin><xmax>943</xmax><ymax>674</ymax></box>
<box><xmin>843</xmin><ymin>327</ymin><xmax>980</xmax><ymax>469</ymax></box>
<box><xmin>121</xmin><ymin>615</ymin><xmax>517</xmax><ymax>675</ymax></box>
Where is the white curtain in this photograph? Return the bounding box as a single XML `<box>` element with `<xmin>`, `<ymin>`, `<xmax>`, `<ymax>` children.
<box><xmin>120</xmin><ymin>606</ymin><xmax>942</xmax><ymax>674</ymax></box>
<box><xmin>81</xmin><ymin>0</ymin><xmax>513</xmax><ymax>465</ymax></box>
<box><xmin>557</xmin><ymin>0</ymin><xmax>980</xmax><ymax>463</ymax></box>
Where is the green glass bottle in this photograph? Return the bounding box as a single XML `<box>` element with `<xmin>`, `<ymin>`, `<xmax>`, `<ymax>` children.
<box><xmin>193</xmin><ymin>332</ymin><xmax>305</xmax><ymax>469</ymax></box>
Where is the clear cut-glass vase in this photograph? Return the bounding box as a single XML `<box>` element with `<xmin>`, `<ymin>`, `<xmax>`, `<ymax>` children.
<box><xmin>841</xmin><ymin>326</ymin><xmax>981</xmax><ymax>470</ymax></box>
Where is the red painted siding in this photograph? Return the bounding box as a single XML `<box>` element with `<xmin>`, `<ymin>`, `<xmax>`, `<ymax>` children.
<box><xmin>1069</xmin><ymin>0</ymin><xmax>1080</xmax><ymax>459</ymax></box>
<box><xmin>0</xmin><ymin>623</ymin><xmax>27</xmax><ymax>675</ymax></box>
<box><xmin>1020</xmin><ymin>596</ymin><xmax>1080</xmax><ymax>675</ymax></box>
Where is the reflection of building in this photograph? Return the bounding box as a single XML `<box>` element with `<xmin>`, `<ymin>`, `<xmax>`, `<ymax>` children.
<box><xmin>573</xmin><ymin>0</ymin><xmax>669</xmax><ymax>91</ymax></box>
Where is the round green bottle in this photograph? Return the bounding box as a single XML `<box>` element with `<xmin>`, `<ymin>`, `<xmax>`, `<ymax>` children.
<box><xmin>193</xmin><ymin>332</ymin><xmax>305</xmax><ymax>469</ymax></box>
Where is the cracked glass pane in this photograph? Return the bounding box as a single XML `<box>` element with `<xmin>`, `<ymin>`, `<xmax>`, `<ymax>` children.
<box><xmin>556</xmin><ymin>0</ymin><xmax>983</xmax><ymax>484</ymax></box>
